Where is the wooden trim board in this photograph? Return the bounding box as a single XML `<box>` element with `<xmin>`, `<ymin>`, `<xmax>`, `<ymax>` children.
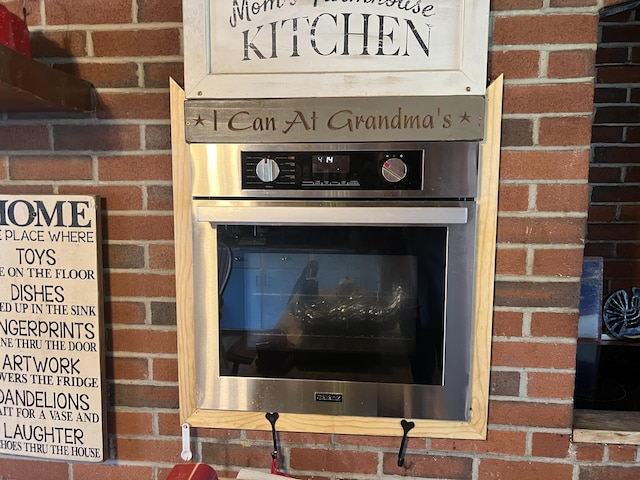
<box><xmin>172</xmin><ymin>77</ymin><xmax>503</xmax><ymax>438</ymax></box>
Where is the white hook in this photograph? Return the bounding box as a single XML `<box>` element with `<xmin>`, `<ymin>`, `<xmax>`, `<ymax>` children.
<box><xmin>181</xmin><ymin>423</ymin><xmax>193</xmax><ymax>461</ymax></box>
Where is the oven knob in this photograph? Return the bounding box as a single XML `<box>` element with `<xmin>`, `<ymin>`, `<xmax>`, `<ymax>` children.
<box><xmin>382</xmin><ymin>157</ymin><xmax>407</xmax><ymax>183</ymax></box>
<box><xmin>255</xmin><ymin>157</ymin><xmax>280</xmax><ymax>182</ymax></box>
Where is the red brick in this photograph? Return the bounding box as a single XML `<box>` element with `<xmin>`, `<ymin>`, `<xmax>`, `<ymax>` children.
<box><xmin>53</xmin><ymin>125</ymin><xmax>141</xmax><ymax>151</ymax></box>
<box><xmin>110</xmin><ymin>328</ymin><xmax>177</xmax><ymax>354</ymax></box>
<box><xmin>496</xmin><ymin>247</ymin><xmax>527</xmax><ymax>276</ymax></box>
<box><xmin>253</xmin><ymin>429</ymin><xmax>333</xmax><ymax>446</ymax></box>
<box><xmin>587</xmin><ymin>205</ymin><xmax>618</xmax><ymax>222</ymax></box>
<box><xmin>589</xmin><ymin>165</ymin><xmax>623</xmax><ymax>183</ymax></box>
<box><xmin>593</xmin><ymin>146</ymin><xmax>640</xmax><ymax>164</ymax></box>
<box><xmin>528</xmin><ymin>372</ymin><xmax>576</xmax><ymax>399</ymax></box>
<box><xmin>290</xmin><ymin>448</ymin><xmax>378</xmax><ymax>474</ymax></box>
<box><xmin>493</xmin><ymin>14</ymin><xmax>598</xmax><ymax>46</ymax></box>
<box><xmin>548</xmin><ymin>50</ymin><xmax>595</xmax><ymax>78</ymax></box>
<box><xmin>608</xmin><ymin>445</ymin><xmax>638</xmax><ymax>462</ymax></box>
<box><xmin>106</xmin><ymin>301</ymin><xmax>146</xmax><ymax>325</ymax></box>
<box><xmin>108</xmin><ymin>411</ymin><xmax>154</xmax><ymax>436</ymax></box>
<box><xmin>575</xmin><ymin>443</ymin><xmax>605</xmax><ymax>461</ymax></box>
<box><xmin>530</xmin><ymin>312</ymin><xmax>579</xmax><ymax>338</ymax></box>
<box><xmin>107</xmin><ymin>271</ymin><xmax>176</xmax><ymax>297</ymax></box>
<box><xmin>495</xmin><ymin>280</ymin><xmax>580</xmax><ymax>308</ymax></box>
<box><xmin>531</xmin><ymin>432</ymin><xmax>571</xmax><ymax>458</ymax></box>
<box><xmin>98</xmin><ymin>154</ymin><xmax>172</xmax><ymax>181</ymax></box>
<box><xmin>97</xmin><ymin>92</ymin><xmax>171</xmax><ymax>120</ymax></box>
<box><xmin>539</xmin><ymin>116</ymin><xmax>594</xmax><ymax>146</ymax></box>
<box><xmin>591</xmin><ymin>125</ymin><xmax>625</xmax><ymax>143</ymax></box>
<box><xmin>488</xmin><ymin>401</ymin><xmax>573</xmax><ymax>428</ymax></box>
<box><xmin>588</xmin><ymin>223</ymin><xmax>640</xmax><ymax>241</ymax></box>
<box><xmin>579</xmin><ymin>465</ymin><xmax>640</xmax><ymax>480</ymax></box>
<box><xmin>149</xmin><ymin>244</ymin><xmax>176</xmax><ymax>270</ymax></box>
<box><xmin>45</xmin><ymin>0</ymin><xmax>132</xmax><ymax>24</ymax></box>
<box><xmin>30</xmin><ymin>30</ymin><xmax>87</xmax><ymax>58</ymax></box>
<box><xmin>501</xmin><ymin>118</ymin><xmax>535</xmax><ymax>147</ymax></box>
<box><xmin>0</xmin><ymin>458</ymin><xmax>69</xmax><ymax>480</ymax></box>
<box><xmin>59</xmin><ymin>185</ymin><xmax>143</xmax><ymax>210</ymax></box>
<box><xmin>152</xmin><ymin>357</ymin><xmax>178</xmax><ymax>382</ymax></box>
<box><xmin>601</xmin><ymin>24</ymin><xmax>640</xmax><ymax>44</ymax></box>
<box><xmin>105</xmin><ymin>243</ymin><xmax>145</xmax><ymax>269</ymax></box>
<box><xmin>56</xmin><ymin>62</ymin><xmax>139</xmax><ymax>88</ymax></box>
<box><xmin>500</xmin><ymin>150</ymin><xmax>589</xmax><ymax>180</ymax></box>
<box><xmin>0</xmin><ymin>125</ymin><xmax>49</xmax><ymax>150</ymax></box>
<box><xmin>497</xmin><ymin>217</ymin><xmax>586</xmax><ymax>244</ymax></box>
<box><xmin>536</xmin><ymin>183</ymin><xmax>589</xmax><ymax>213</ymax></box>
<box><xmin>9</xmin><ymin>156</ymin><xmax>92</xmax><ymax>180</ymax></box>
<box><xmin>490</xmin><ymin>50</ymin><xmax>540</xmax><ymax>80</ymax></box>
<box><xmin>492</xmin><ymin>340</ymin><xmax>577</xmax><ymax>369</ymax></box>
<box><xmin>157</xmin><ymin>411</ymin><xmax>182</xmax><ymax>436</ymax></box>
<box><xmin>498</xmin><ymin>184</ymin><xmax>529</xmax><ymax>212</ymax></box>
<box><xmin>144</xmin><ymin>62</ymin><xmax>184</xmax><ymax>88</ymax></box>
<box><xmin>479</xmin><ymin>458</ymin><xmax>573</xmax><ymax>480</ymax></box>
<box><xmin>107</xmin><ymin>356</ymin><xmax>149</xmax><ymax>380</ymax></box>
<box><xmin>382</xmin><ymin>452</ymin><xmax>472</xmax><ymax>478</ymax></box>
<box><xmin>431</xmin><ymin>429</ymin><xmax>527</xmax><ymax>455</ymax></box>
<box><xmin>504</xmin><ymin>83</ymin><xmax>594</xmax><ymax>114</ymax></box>
<box><xmin>550</xmin><ymin>0</ymin><xmax>597</xmax><ymax>7</ymax></box>
<box><xmin>105</xmin><ymin>215</ymin><xmax>174</xmax><ymax>241</ymax></box>
<box><xmin>111</xmin><ymin>383</ymin><xmax>179</xmax><ymax>409</ymax></box>
<box><xmin>137</xmin><ymin>0</ymin><xmax>183</xmax><ymax>23</ymax></box>
<box><xmin>93</xmin><ymin>29</ymin><xmax>181</xmax><ymax>57</ymax></box>
<box><xmin>114</xmin><ymin>438</ymin><xmax>182</xmax><ymax>463</ymax></box>
<box><xmin>334</xmin><ymin>432</ymin><xmax>412</xmax><ymax>449</ymax></box>
<box><xmin>532</xmin><ymin>248</ymin><xmax>585</xmax><ymax>277</ymax></box>
<box><xmin>491</xmin><ymin>0</ymin><xmax>542</xmax><ymax>10</ymax></box>
<box><xmin>147</xmin><ymin>185</ymin><xmax>174</xmax><ymax>210</ymax></box>
<box><xmin>490</xmin><ymin>370</ymin><xmax>522</xmax><ymax>396</ymax></box>
<box><xmin>73</xmin><ymin>464</ymin><xmax>153</xmax><ymax>480</ymax></box>
<box><xmin>0</xmin><ymin>185</ymin><xmax>54</xmax><ymax>195</ymax></box>
<box><xmin>492</xmin><ymin>311</ymin><xmax>524</xmax><ymax>337</ymax></box>
<box><xmin>201</xmin><ymin>443</ymin><xmax>276</xmax><ymax>470</ymax></box>
<box><xmin>145</xmin><ymin>125</ymin><xmax>172</xmax><ymax>150</ymax></box>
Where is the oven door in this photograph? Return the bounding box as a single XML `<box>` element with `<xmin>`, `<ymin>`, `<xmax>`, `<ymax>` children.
<box><xmin>192</xmin><ymin>200</ymin><xmax>476</xmax><ymax>420</ymax></box>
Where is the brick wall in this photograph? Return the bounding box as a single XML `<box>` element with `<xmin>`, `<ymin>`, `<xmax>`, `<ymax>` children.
<box><xmin>0</xmin><ymin>0</ymin><xmax>637</xmax><ymax>479</ymax></box>
<box><xmin>585</xmin><ymin>4</ymin><xmax>640</xmax><ymax>296</ymax></box>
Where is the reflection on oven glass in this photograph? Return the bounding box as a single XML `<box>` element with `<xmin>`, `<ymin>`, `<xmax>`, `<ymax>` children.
<box><xmin>217</xmin><ymin>225</ymin><xmax>446</xmax><ymax>386</ymax></box>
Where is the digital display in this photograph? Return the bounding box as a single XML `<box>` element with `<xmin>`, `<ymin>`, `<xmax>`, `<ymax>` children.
<box><xmin>312</xmin><ymin>154</ymin><xmax>350</xmax><ymax>174</ymax></box>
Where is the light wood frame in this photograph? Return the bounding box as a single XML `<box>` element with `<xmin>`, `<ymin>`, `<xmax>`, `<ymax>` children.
<box><xmin>171</xmin><ymin>76</ymin><xmax>503</xmax><ymax>438</ymax></box>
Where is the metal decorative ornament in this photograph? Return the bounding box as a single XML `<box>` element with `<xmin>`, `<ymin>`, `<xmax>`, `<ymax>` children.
<box><xmin>603</xmin><ymin>287</ymin><xmax>640</xmax><ymax>340</ymax></box>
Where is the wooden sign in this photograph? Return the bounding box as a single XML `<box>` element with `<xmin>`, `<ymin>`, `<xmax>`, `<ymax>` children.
<box><xmin>0</xmin><ymin>195</ymin><xmax>105</xmax><ymax>462</ymax></box>
<box><xmin>183</xmin><ymin>0</ymin><xmax>490</xmax><ymax>99</ymax></box>
<box><xmin>184</xmin><ymin>95</ymin><xmax>486</xmax><ymax>143</ymax></box>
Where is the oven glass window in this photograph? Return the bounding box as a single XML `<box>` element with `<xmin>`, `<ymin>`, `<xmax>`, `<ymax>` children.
<box><xmin>217</xmin><ymin>225</ymin><xmax>446</xmax><ymax>386</ymax></box>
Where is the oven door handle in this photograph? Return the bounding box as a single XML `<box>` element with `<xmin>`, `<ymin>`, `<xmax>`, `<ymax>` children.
<box><xmin>196</xmin><ymin>205</ymin><xmax>467</xmax><ymax>225</ymax></box>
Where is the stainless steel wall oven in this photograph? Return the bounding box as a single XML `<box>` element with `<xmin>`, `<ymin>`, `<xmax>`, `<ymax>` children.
<box><xmin>190</xmin><ymin>141</ymin><xmax>478</xmax><ymax>421</ymax></box>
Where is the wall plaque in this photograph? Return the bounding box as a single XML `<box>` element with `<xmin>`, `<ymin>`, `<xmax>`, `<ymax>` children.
<box><xmin>0</xmin><ymin>195</ymin><xmax>105</xmax><ymax>462</ymax></box>
<box><xmin>183</xmin><ymin>0</ymin><xmax>490</xmax><ymax>99</ymax></box>
<box><xmin>184</xmin><ymin>95</ymin><xmax>486</xmax><ymax>143</ymax></box>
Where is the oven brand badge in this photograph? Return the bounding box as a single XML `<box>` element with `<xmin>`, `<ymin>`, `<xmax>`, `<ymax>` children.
<box><xmin>315</xmin><ymin>392</ymin><xmax>343</xmax><ymax>403</ymax></box>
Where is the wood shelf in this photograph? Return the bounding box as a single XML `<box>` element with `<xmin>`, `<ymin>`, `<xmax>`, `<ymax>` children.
<box><xmin>574</xmin><ymin>409</ymin><xmax>640</xmax><ymax>445</ymax></box>
<box><xmin>0</xmin><ymin>44</ymin><xmax>93</xmax><ymax>113</ymax></box>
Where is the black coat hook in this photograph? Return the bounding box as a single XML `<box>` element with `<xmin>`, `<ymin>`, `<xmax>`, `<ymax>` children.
<box><xmin>266</xmin><ymin>412</ymin><xmax>279</xmax><ymax>458</ymax></box>
<box><xmin>397</xmin><ymin>419</ymin><xmax>415</xmax><ymax>467</ymax></box>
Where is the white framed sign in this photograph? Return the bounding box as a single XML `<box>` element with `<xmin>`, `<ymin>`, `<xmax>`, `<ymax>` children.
<box><xmin>0</xmin><ymin>195</ymin><xmax>106</xmax><ymax>462</ymax></box>
<box><xmin>183</xmin><ymin>0</ymin><xmax>490</xmax><ymax>99</ymax></box>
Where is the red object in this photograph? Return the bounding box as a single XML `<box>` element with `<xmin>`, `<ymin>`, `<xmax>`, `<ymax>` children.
<box><xmin>0</xmin><ymin>5</ymin><xmax>32</xmax><ymax>57</ymax></box>
<box><xmin>166</xmin><ymin>463</ymin><xmax>219</xmax><ymax>480</ymax></box>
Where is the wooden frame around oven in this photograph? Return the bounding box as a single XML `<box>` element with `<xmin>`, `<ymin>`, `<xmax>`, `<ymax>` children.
<box><xmin>171</xmin><ymin>76</ymin><xmax>503</xmax><ymax>439</ymax></box>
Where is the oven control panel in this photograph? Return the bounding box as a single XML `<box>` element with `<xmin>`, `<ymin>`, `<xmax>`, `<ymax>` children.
<box><xmin>242</xmin><ymin>150</ymin><xmax>423</xmax><ymax>190</ymax></box>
